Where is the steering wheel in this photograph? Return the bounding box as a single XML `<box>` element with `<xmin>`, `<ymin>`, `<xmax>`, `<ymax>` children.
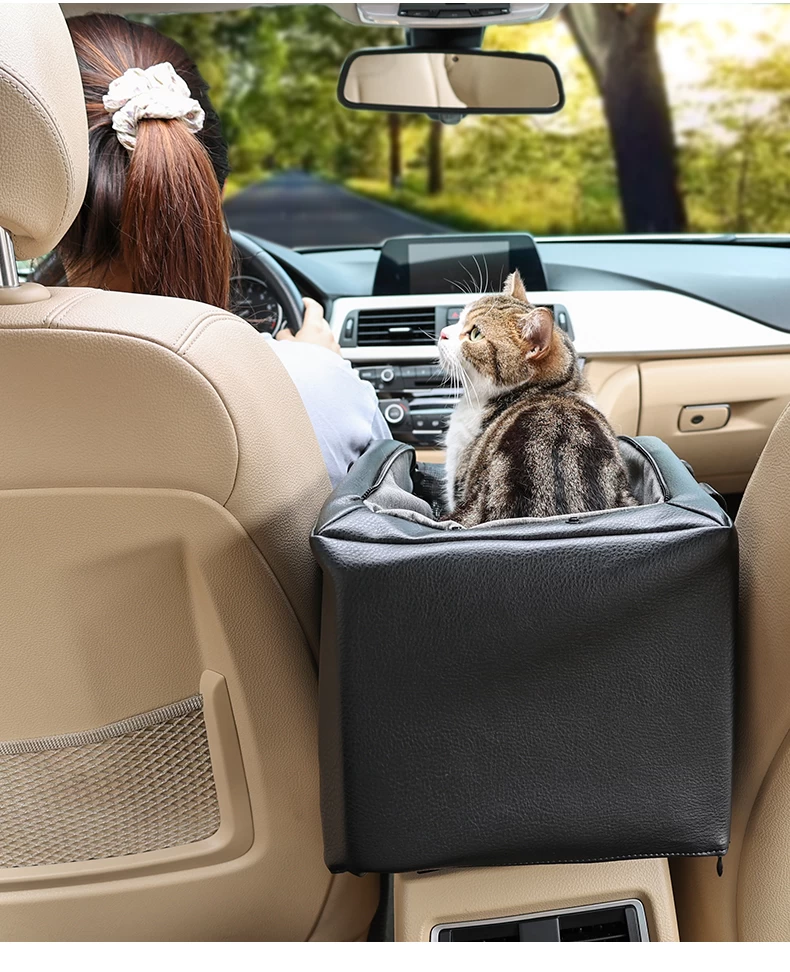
<box><xmin>231</xmin><ymin>230</ymin><xmax>303</xmax><ymax>333</ymax></box>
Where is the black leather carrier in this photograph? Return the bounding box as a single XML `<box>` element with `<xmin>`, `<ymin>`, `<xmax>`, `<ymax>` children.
<box><xmin>311</xmin><ymin>437</ymin><xmax>735</xmax><ymax>874</ymax></box>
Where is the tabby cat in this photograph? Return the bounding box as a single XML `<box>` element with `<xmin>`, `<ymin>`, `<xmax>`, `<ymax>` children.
<box><xmin>438</xmin><ymin>270</ymin><xmax>636</xmax><ymax>526</ymax></box>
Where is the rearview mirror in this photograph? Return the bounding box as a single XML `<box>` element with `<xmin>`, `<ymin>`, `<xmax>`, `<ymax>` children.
<box><xmin>338</xmin><ymin>47</ymin><xmax>564</xmax><ymax>117</ymax></box>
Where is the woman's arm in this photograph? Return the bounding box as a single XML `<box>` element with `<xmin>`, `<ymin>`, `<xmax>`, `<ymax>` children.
<box><xmin>267</xmin><ymin>299</ymin><xmax>392</xmax><ymax>487</ymax></box>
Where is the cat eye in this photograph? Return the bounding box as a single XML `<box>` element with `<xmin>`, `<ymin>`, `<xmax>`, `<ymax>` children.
<box><xmin>468</xmin><ymin>326</ymin><xmax>483</xmax><ymax>342</ymax></box>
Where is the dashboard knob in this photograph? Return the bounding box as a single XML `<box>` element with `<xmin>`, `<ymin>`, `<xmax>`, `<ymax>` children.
<box><xmin>380</xmin><ymin>367</ymin><xmax>395</xmax><ymax>384</ymax></box>
<box><xmin>384</xmin><ymin>403</ymin><xmax>405</xmax><ymax>425</ymax></box>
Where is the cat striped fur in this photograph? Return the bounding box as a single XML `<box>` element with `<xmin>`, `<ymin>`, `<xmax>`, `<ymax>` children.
<box><xmin>438</xmin><ymin>270</ymin><xmax>636</xmax><ymax>526</ymax></box>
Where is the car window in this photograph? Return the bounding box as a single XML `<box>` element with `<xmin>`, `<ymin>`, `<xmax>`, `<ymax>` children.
<box><xmin>135</xmin><ymin>4</ymin><xmax>790</xmax><ymax>246</ymax></box>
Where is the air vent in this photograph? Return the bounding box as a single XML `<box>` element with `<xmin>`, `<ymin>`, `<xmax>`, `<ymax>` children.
<box><xmin>433</xmin><ymin>901</ymin><xmax>647</xmax><ymax>942</ymax></box>
<box><xmin>356</xmin><ymin>308</ymin><xmax>437</xmax><ymax>347</ymax></box>
<box><xmin>558</xmin><ymin>906</ymin><xmax>640</xmax><ymax>942</ymax></box>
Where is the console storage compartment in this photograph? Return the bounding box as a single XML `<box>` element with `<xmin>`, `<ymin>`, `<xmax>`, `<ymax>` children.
<box><xmin>312</xmin><ymin>437</ymin><xmax>735</xmax><ymax>874</ymax></box>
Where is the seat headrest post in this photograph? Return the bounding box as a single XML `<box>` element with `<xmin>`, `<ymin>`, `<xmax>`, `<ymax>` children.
<box><xmin>0</xmin><ymin>229</ymin><xmax>20</xmax><ymax>289</ymax></box>
<box><xmin>0</xmin><ymin>224</ymin><xmax>50</xmax><ymax>304</ymax></box>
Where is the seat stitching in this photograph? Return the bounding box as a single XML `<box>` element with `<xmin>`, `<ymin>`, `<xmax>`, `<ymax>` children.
<box><xmin>173</xmin><ymin>311</ymin><xmax>227</xmax><ymax>350</ymax></box>
<box><xmin>177</xmin><ymin>313</ymin><xmax>240</xmax><ymax>355</ymax></box>
<box><xmin>46</xmin><ymin>290</ymin><xmax>95</xmax><ymax>328</ymax></box>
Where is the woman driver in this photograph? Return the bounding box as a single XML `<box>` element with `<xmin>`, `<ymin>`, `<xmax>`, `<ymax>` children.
<box><xmin>37</xmin><ymin>13</ymin><xmax>390</xmax><ymax>487</ymax></box>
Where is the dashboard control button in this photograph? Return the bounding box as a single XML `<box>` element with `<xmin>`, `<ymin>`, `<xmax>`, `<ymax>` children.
<box><xmin>401</xmin><ymin>366</ymin><xmax>417</xmax><ymax>378</ymax></box>
<box><xmin>358</xmin><ymin>368</ymin><xmax>379</xmax><ymax>381</ymax></box>
<box><xmin>384</xmin><ymin>403</ymin><xmax>406</xmax><ymax>425</ymax></box>
<box><xmin>380</xmin><ymin>367</ymin><xmax>396</xmax><ymax>384</ymax></box>
<box><xmin>446</xmin><ymin>307</ymin><xmax>463</xmax><ymax>323</ymax></box>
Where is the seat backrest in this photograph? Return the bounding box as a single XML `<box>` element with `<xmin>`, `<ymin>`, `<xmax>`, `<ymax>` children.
<box><xmin>0</xmin><ymin>4</ymin><xmax>376</xmax><ymax>940</ymax></box>
<box><xmin>672</xmin><ymin>402</ymin><xmax>790</xmax><ymax>941</ymax></box>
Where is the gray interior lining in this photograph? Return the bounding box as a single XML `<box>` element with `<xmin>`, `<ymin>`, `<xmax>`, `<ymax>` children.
<box><xmin>364</xmin><ymin>440</ymin><xmax>666</xmax><ymax>530</ymax></box>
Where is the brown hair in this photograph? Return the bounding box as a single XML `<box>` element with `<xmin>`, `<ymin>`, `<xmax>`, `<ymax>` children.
<box><xmin>43</xmin><ymin>14</ymin><xmax>232</xmax><ymax>309</ymax></box>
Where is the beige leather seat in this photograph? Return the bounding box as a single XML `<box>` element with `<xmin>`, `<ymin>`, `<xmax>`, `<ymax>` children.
<box><xmin>672</xmin><ymin>403</ymin><xmax>790</xmax><ymax>940</ymax></box>
<box><xmin>0</xmin><ymin>4</ymin><xmax>377</xmax><ymax>941</ymax></box>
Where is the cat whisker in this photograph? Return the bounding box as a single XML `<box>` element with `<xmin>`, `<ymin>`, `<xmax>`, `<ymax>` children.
<box><xmin>447</xmin><ymin>361</ymin><xmax>464</xmax><ymax>395</ymax></box>
<box><xmin>471</xmin><ymin>255</ymin><xmax>484</xmax><ymax>295</ymax></box>
<box><xmin>461</xmin><ymin>261</ymin><xmax>478</xmax><ymax>295</ymax></box>
<box><xmin>453</xmin><ymin>361</ymin><xmax>478</xmax><ymax>409</ymax></box>
<box><xmin>466</xmin><ymin>373</ymin><xmax>481</xmax><ymax>408</ymax></box>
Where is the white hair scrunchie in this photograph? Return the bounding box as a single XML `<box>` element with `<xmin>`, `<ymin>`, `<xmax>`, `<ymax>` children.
<box><xmin>102</xmin><ymin>61</ymin><xmax>205</xmax><ymax>153</ymax></box>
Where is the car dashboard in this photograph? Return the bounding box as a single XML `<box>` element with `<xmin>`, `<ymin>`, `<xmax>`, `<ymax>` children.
<box><xmin>236</xmin><ymin>231</ymin><xmax>790</xmax><ymax>494</ymax></box>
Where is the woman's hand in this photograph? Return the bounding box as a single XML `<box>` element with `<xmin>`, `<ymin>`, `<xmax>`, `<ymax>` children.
<box><xmin>276</xmin><ymin>297</ymin><xmax>341</xmax><ymax>355</ymax></box>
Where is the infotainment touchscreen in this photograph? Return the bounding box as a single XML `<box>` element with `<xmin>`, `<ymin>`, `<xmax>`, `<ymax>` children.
<box><xmin>373</xmin><ymin>233</ymin><xmax>547</xmax><ymax>296</ymax></box>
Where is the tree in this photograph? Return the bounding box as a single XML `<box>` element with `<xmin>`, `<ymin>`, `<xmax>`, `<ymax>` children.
<box><xmin>681</xmin><ymin>41</ymin><xmax>790</xmax><ymax>233</ymax></box>
<box><xmin>388</xmin><ymin>114</ymin><xmax>402</xmax><ymax>188</ymax></box>
<box><xmin>427</xmin><ymin>120</ymin><xmax>443</xmax><ymax>194</ymax></box>
<box><xmin>563</xmin><ymin>3</ymin><xmax>687</xmax><ymax>232</ymax></box>
<box><xmin>151</xmin><ymin>6</ymin><xmax>402</xmax><ymax>185</ymax></box>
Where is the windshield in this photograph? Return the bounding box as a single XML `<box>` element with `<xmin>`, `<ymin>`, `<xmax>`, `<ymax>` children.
<box><xmin>147</xmin><ymin>3</ymin><xmax>790</xmax><ymax>248</ymax></box>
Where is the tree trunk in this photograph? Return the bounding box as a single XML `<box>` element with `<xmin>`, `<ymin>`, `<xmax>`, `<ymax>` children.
<box><xmin>564</xmin><ymin>4</ymin><xmax>687</xmax><ymax>233</ymax></box>
<box><xmin>428</xmin><ymin>120</ymin><xmax>443</xmax><ymax>195</ymax></box>
<box><xmin>734</xmin><ymin>122</ymin><xmax>755</xmax><ymax>233</ymax></box>
<box><xmin>388</xmin><ymin>113</ymin><xmax>402</xmax><ymax>189</ymax></box>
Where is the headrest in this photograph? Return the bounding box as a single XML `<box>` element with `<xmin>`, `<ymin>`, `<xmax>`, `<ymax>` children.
<box><xmin>0</xmin><ymin>4</ymin><xmax>88</xmax><ymax>260</ymax></box>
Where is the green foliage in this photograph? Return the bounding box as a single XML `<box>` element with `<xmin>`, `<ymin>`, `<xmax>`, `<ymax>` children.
<box><xmin>147</xmin><ymin>4</ymin><xmax>790</xmax><ymax>239</ymax></box>
<box><xmin>680</xmin><ymin>46</ymin><xmax>790</xmax><ymax>233</ymax></box>
<box><xmin>150</xmin><ymin>6</ymin><xmax>401</xmax><ymax>183</ymax></box>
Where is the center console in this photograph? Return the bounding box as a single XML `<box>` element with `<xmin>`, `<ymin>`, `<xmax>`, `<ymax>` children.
<box><xmin>357</xmin><ymin>360</ymin><xmax>454</xmax><ymax>446</ymax></box>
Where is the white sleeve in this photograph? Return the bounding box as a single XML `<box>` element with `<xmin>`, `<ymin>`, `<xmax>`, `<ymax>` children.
<box><xmin>263</xmin><ymin>335</ymin><xmax>392</xmax><ymax>488</ymax></box>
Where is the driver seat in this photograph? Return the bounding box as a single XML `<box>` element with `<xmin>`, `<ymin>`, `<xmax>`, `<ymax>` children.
<box><xmin>0</xmin><ymin>4</ymin><xmax>377</xmax><ymax>940</ymax></box>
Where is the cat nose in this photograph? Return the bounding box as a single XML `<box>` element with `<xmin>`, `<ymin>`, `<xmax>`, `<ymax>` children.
<box><xmin>440</xmin><ymin>329</ymin><xmax>449</xmax><ymax>340</ymax></box>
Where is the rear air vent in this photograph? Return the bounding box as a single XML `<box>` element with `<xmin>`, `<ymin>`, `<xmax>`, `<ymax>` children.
<box><xmin>356</xmin><ymin>307</ymin><xmax>436</xmax><ymax>347</ymax></box>
<box><xmin>558</xmin><ymin>906</ymin><xmax>639</xmax><ymax>942</ymax></box>
<box><xmin>433</xmin><ymin>901</ymin><xmax>647</xmax><ymax>942</ymax></box>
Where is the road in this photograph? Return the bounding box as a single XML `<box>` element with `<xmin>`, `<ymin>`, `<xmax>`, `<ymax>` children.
<box><xmin>224</xmin><ymin>170</ymin><xmax>450</xmax><ymax>247</ymax></box>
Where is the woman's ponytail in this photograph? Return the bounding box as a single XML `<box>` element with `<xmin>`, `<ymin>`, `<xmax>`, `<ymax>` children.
<box><xmin>41</xmin><ymin>14</ymin><xmax>234</xmax><ymax>310</ymax></box>
<box><xmin>121</xmin><ymin>118</ymin><xmax>232</xmax><ymax>309</ymax></box>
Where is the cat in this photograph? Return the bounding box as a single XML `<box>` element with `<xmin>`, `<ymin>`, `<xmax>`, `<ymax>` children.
<box><xmin>438</xmin><ymin>269</ymin><xmax>636</xmax><ymax>526</ymax></box>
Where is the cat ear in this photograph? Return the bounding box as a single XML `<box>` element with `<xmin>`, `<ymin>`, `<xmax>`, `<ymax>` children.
<box><xmin>503</xmin><ymin>270</ymin><xmax>528</xmax><ymax>302</ymax></box>
<box><xmin>519</xmin><ymin>306</ymin><xmax>554</xmax><ymax>360</ymax></box>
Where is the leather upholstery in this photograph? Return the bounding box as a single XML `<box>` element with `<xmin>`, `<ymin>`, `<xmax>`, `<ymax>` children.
<box><xmin>313</xmin><ymin>438</ymin><xmax>735</xmax><ymax>874</ymax></box>
<box><xmin>0</xmin><ymin>5</ymin><xmax>88</xmax><ymax>258</ymax></box>
<box><xmin>0</xmin><ymin>287</ymin><xmax>331</xmax><ymax>652</ymax></box>
<box><xmin>0</xmin><ymin>2</ymin><xmax>378</xmax><ymax>937</ymax></box>
<box><xmin>673</xmin><ymin>402</ymin><xmax>790</xmax><ymax>941</ymax></box>
<box><xmin>0</xmin><ymin>286</ymin><xmax>382</xmax><ymax>939</ymax></box>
